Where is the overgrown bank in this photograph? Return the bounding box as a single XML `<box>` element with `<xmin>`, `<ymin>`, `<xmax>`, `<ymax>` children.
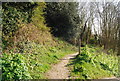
<box><xmin>1</xmin><ymin>2</ymin><xmax>79</xmax><ymax>80</ymax></box>
<box><xmin>69</xmin><ymin>46</ymin><xmax>119</xmax><ymax>79</ymax></box>
<box><xmin>1</xmin><ymin>38</ymin><xmax>77</xmax><ymax>80</ymax></box>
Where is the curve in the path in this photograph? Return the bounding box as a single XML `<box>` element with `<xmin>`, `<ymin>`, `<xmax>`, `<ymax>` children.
<box><xmin>45</xmin><ymin>52</ymin><xmax>78</xmax><ymax>79</ymax></box>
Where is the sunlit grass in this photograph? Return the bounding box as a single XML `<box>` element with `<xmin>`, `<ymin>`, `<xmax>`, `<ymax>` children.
<box><xmin>69</xmin><ymin>46</ymin><xmax>118</xmax><ymax>79</ymax></box>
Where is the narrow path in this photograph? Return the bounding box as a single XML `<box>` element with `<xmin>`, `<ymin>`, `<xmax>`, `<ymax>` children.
<box><xmin>45</xmin><ymin>52</ymin><xmax>78</xmax><ymax>79</ymax></box>
<box><xmin>92</xmin><ymin>77</ymin><xmax>120</xmax><ymax>81</ymax></box>
<box><xmin>102</xmin><ymin>77</ymin><xmax>116</xmax><ymax>79</ymax></box>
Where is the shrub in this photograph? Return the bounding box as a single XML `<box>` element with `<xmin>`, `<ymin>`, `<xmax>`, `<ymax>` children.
<box><xmin>1</xmin><ymin>53</ymin><xmax>32</xmax><ymax>80</ymax></box>
<box><xmin>2</xmin><ymin>2</ymin><xmax>35</xmax><ymax>50</ymax></box>
<box><xmin>2</xmin><ymin>2</ymin><xmax>34</xmax><ymax>36</ymax></box>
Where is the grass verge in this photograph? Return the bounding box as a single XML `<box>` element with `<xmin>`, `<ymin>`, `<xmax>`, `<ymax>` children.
<box><xmin>69</xmin><ymin>46</ymin><xmax>119</xmax><ymax>79</ymax></box>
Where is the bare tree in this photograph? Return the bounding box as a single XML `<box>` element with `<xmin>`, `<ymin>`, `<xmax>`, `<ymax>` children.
<box><xmin>77</xmin><ymin>2</ymin><xmax>95</xmax><ymax>54</ymax></box>
<box><xmin>94</xmin><ymin>2</ymin><xmax>119</xmax><ymax>54</ymax></box>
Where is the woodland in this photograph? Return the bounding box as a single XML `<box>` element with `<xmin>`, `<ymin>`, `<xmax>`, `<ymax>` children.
<box><xmin>0</xmin><ymin>1</ymin><xmax>120</xmax><ymax>80</ymax></box>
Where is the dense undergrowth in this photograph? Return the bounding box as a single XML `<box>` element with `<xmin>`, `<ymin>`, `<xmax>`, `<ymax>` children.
<box><xmin>23</xmin><ymin>38</ymin><xmax>77</xmax><ymax>79</ymax></box>
<box><xmin>1</xmin><ymin>38</ymin><xmax>77</xmax><ymax>80</ymax></box>
<box><xmin>69</xmin><ymin>46</ymin><xmax>119</xmax><ymax>79</ymax></box>
<box><xmin>1</xmin><ymin>2</ymin><xmax>77</xmax><ymax>80</ymax></box>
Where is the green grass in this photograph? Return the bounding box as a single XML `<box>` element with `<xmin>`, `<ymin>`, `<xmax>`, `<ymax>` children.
<box><xmin>69</xmin><ymin>46</ymin><xmax>118</xmax><ymax>79</ymax></box>
<box><xmin>23</xmin><ymin>41</ymin><xmax>77</xmax><ymax>79</ymax></box>
<box><xmin>1</xmin><ymin>38</ymin><xmax>77</xmax><ymax>79</ymax></box>
<box><xmin>25</xmin><ymin>39</ymin><xmax>77</xmax><ymax>79</ymax></box>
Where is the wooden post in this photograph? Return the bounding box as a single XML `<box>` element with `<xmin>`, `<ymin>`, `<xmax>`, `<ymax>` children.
<box><xmin>78</xmin><ymin>38</ymin><xmax>81</xmax><ymax>55</ymax></box>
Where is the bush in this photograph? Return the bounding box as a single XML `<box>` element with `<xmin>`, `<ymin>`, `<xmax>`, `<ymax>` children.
<box><xmin>2</xmin><ymin>2</ymin><xmax>34</xmax><ymax>36</ymax></box>
<box><xmin>1</xmin><ymin>53</ymin><xmax>32</xmax><ymax>80</ymax></box>
<box><xmin>2</xmin><ymin>2</ymin><xmax>36</xmax><ymax>49</ymax></box>
<box><xmin>89</xmin><ymin>38</ymin><xmax>96</xmax><ymax>45</ymax></box>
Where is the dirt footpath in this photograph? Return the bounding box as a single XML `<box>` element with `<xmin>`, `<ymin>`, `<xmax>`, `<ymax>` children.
<box><xmin>45</xmin><ymin>52</ymin><xmax>78</xmax><ymax>79</ymax></box>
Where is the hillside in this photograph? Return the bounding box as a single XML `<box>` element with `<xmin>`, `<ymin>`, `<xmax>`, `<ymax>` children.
<box><xmin>1</xmin><ymin>2</ymin><xmax>78</xmax><ymax>80</ymax></box>
<box><xmin>1</xmin><ymin>1</ymin><xmax>120</xmax><ymax>80</ymax></box>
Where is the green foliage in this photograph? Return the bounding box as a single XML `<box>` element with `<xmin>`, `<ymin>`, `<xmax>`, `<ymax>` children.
<box><xmin>1</xmin><ymin>53</ymin><xmax>32</xmax><ymax>80</ymax></box>
<box><xmin>22</xmin><ymin>39</ymin><xmax>77</xmax><ymax>79</ymax></box>
<box><xmin>45</xmin><ymin>2</ymin><xmax>80</xmax><ymax>39</ymax></box>
<box><xmin>2</xmin><ymin>2</ymin><xmax>48</xmax><ymax>49</ymax></box>
<box><xmin>1</xmin><ymin>2</ymin><xmax>78</xmax><ymax>79</ymax></box>
<box><xmin>2</xmin><ymin>38</ymin><xmax>77</xmax><ymax>79</ymax></box>
<box><xmin>2</xmin><ymin>2</ymin><xmax>36</xmax><ymax>49</ymax></box>
<box><xmin>70</xmin><ymin>46</ymin><xmax>118</xmax><ymax>79</ymax></box>
<box><xmin>32</xmin><ymin>2</ymin><xmax>49</xmax><ymax>31</ymax></box>
<box><xmin>2</xmin><ymin>2</ymin><xmax>34</xmax><ymax>36</ymax></box>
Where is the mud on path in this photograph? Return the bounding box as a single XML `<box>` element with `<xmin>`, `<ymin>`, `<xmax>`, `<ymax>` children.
<box><xmin>45</xmin><ymin>52</ymin><xmax>78</xmax><ymax>79</ymax></box>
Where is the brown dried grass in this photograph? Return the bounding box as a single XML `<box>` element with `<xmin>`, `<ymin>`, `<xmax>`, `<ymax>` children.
<box><xmin>13</xmin><ymin>23</ymin><xmax>57</xmax><ymax>46</ymax></box>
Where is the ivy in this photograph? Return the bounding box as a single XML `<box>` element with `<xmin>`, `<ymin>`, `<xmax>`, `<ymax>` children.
<box><xmin>2</xmin><ymin>2</ymin><xmax>36</xmax><ymax>49</ymax></box>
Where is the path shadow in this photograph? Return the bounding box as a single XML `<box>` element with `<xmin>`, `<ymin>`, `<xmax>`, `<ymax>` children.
<box><xmin>66</xmin><ymin>55</ymin><xmax>79</xmax><ymax>67</ymax></box>
<box><xmin>59</xmin><ymin>59</ymin><xmax>69</xmax><ymax>60</ymax></box>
